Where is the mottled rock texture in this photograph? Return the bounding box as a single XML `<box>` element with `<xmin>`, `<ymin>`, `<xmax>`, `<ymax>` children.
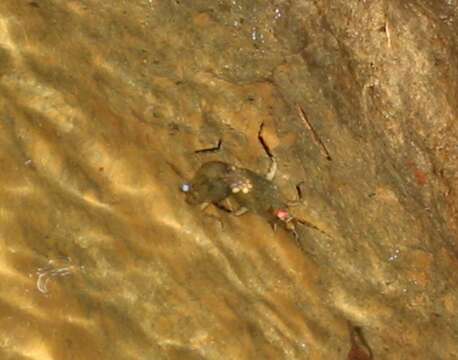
<box><xmin>0</xmin><ymin>0</ymin><xmax>457</xmax><ymax>359</ymax></box>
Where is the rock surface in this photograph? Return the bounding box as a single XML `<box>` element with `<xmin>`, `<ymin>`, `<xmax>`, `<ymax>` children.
<box><xmin>0</xmin><ymin>0</ymin><xmax>457</xmax><ymax>359</ymax></box>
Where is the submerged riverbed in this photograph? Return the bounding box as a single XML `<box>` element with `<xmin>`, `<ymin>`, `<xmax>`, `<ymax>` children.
<box><xmin>0</xmin><ymin>1</ymin><xmax>457</xmax><ymax>359</ymax></box>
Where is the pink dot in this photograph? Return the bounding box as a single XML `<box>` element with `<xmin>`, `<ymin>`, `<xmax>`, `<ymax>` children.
<box><xmin>275</xmin><ymin>209</ymin><xmax>289</xmax><ymax>221</ymax></box>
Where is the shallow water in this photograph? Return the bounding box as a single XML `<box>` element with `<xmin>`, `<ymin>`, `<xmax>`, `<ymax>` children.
<box><xmin>1</xmin><ymin>1</ymin><xmax>458</xmax><ymax>359</ymax></box>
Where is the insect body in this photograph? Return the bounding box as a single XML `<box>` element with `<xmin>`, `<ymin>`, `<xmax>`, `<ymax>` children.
<box><xmin>181</xmin><ymin>159</ymin><xmax>297</xmax><ymax>234</ymax></box>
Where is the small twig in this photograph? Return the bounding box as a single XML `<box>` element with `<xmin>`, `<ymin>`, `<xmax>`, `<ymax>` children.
<box><xmin>383</xmin><ymin>2</ymin><xmax>392</xmax><ymax>50</ymax></box>
<box><xmin>258</xmin><ymin>122</ymin><xmax>278</xmax><ymax>180</ymax></box>
<box><xmin>296</xmin><ymin>104</ymin><xmax>332</xmax><ymax>161</ymax></box>
<box><xmin>194</xmin><ymin>139</ymin><xmax>222</xmax><ymax>154</ymax></box>
<box><xmin>257</xmin><ymin>122</ymin><xmax>273</xmax><ymax>157</ymax></box>
<box><xmin>295</xmin><ymin>181</ymin><xmax>304</xmax><ymax>200</ymax></box>
<box><xmin>385</xmin><ymin>19</ymin><xmax>391</xmax><ymax>48</ymax></box>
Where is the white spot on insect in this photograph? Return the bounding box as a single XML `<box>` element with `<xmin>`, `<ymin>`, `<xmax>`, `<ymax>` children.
<box><xmin>180</xmin><ymin>183</ymin><xmax>191</xmax><ymax>192</ymax></box>
<box><xmin>388</xmin><ymin>248</ymin><xmax>400</xmax><ymax>262</ymax></box>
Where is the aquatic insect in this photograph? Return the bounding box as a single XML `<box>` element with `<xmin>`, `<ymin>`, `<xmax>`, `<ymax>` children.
<box><xmin>181</xmin><ymin>158</ymin><xmax>306</xmax><ymax>241</ymax></box>
<box><xmin>181</xmin><ymin>156</ymin><xmax>335</xmax><ymax>251</ymax></box>
<box><xmin>36</xmin><ymin>257</ymin><xmax>79</xmax><ymax>294</ymax></box>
